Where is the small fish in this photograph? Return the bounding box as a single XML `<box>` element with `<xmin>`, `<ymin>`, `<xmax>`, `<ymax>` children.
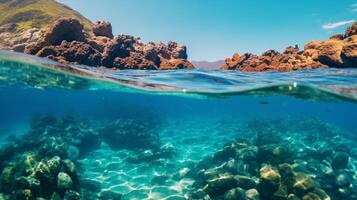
<box><xmin>259</xmin><ymin>101</ymin><xmax>269</xmax><ymax>105</ymax></box>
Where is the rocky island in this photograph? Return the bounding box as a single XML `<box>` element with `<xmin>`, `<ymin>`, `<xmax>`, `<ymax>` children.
<box><xmin>223</xmin><ymin>23</ymin><xmax>357</xmax><ymax>71</ymax></box>
<box><xmin>22</xmin><ymin>18</ymin><xmax>194</xmax><ymax>70</ymax></box>
<box><xmin>0</xmin><ymin>0</ymin><xmax>194</xmax><ymax>70</ymax></box>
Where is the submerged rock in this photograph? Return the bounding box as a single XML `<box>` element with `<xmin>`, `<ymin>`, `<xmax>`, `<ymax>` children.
<box><xmin>57</xmin><ymin>172</ymin><xmax>73</xmax><ymax>190</ymax></box>
<box><xmin>223</xmin><ymin>187</ymin><xmax>247</xmax><ymax>200</ymax></box>
<box><xmin>47</xmin><ymin>156</ymin><xmax>61</xmax><ymax>174</ymax></box>
<box><xmin>38</xmin><ymin>138</ymin><xmax>67</xmax><ymax>158</ymax></box>
<box><xmin>100</xmin><ymin>119</ymin><xmax>160</xmax><ymax>150</ymax></box>
<box><xmin>213</xmin><ymin>143</ymin><xmax>238</xmax><ymax>161</ymax></box>
<box><xmin>27</xmin><ymin>178</ymin><xmax>41</xmax><ymax>197</ymax></box>
<box><xmin>14</xmin><ymin>176</ymin><xmax>30</xmax><ymax>190</ymax></box>
<box><xmin>203</xmin><ymin>175</ymin><xmax>239</xmax><ymax>197</ymax></box>
<box><xmin>0</xmin><ymin>116</ymin><xmax>89</xmax><ymax>199</ymax></box>
<box><xmin>15</xmin><ymin>189</ymin><xmax>33</xmax><ymax>200</ymax></box>
<box><xmin>34</xmin><ymin>161</ymin><xmax>53</xmax><ymax>186</ymax></box>
<box><xmin>234</xmin><ymin>175</ymin><xmax>258</xmax><ymax>190</ymax></box>
<box><xmin>258</xmin><ymin>165</ymin><xmax>281</xmax><ymax>198</ymax></box>
<box><xmin>257</xmin><ymin>144</ymin><xmax>291</xmax><ymax>165</ymax></box>
<box><xmin>245</xmin><ymin>189</ymin><xmax>261</xmax><ymax>200</ymax></box>
<box><xmin>51</xmin><ymin>192</ymin><xmax>62</xmax><ymax>200</ymax></box>
<box><xmin>273</xmin><ymin>185</ymin><xmax>288</xmax><ymax>200</ymax></box>
<box><xmin>292</xmin><ymin>173</ymin><xmax>315</xmax><ymax>197</ymax></box>
<box><xmin>62</xmin><ymin>159</ymin><xmax>76</xmax><ymax>176</ymax></box>
<box><xmin>331</xmin><ymin>152</ymin><xmax>349</xmax><ymax>170</ymax></box>
<box><xmin>187</xmin><ymin>119</ymin><xmax>352</xmax><ymax>200</ymax></box>
<box><xmin>63</xmin><ymin>190</ymin><xmax>81</xmax><ymax>200</ymax></box>
<box><xmin>0</xmin><ymin>166</ymin><xmax>15</xmax><ymax>193</ymax></box>
<box><xmin>335</xmin><ymin>173</ymin><xmax>351</xmax><ymax>187</ymax></box>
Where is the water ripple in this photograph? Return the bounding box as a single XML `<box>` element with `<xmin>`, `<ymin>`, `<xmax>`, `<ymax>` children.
<box><xmin>0</xmin><ymin>50</ymin><xmax>357</xmax><ymax>101</ymax></box>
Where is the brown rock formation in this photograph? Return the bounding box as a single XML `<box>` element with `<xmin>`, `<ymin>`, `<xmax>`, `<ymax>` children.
<box><xmin>223</xmin><ymin>22</ymin><xmax>357</xmax><ymax>71</ymax></box>
<box><xmin>43</xmin><ymin>18</ymin><xmax>86</xmax><ymax>45</ymax></box>
<box><xmin>16</xmin><ymin>18</ymin><xmax>194</xmax><ymax>70</ymax></box>
<box><xmin>93</xmin><ymin>20</ymin><xmax>114</xmax><ymax>39</ymax></box>
<box><xmin>315</xmin><ymin>39</ymin><xmax>345</xmax><ymax>67</ymax></box>
<box><xmin>158</xmin><ymin>57</ymin><xmax>194</xmax><ymax>70</ymax></box>
<box><xmin>342</xmin><ymin>39</ymin><xmax>357</xmax><ymax>64</ymax></box>
<box><xmin>222</xmin><ymin>46</ymin><xmax>326</xmax><ymax>72</ymax></box>
<box><xmin>23</xmin><ymin>18</ymin><xmax>87</xmax><ymax>55</ymax></box>
<box><xmin>36</xmin><ymin>41</ymin><xmax>102</xmax><ymax>66</ymax></box>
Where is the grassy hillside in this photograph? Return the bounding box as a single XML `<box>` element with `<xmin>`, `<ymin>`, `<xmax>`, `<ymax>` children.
<box><xmin>0</xmin><ymin>0</ymin><xmax>92</xmax><ymax>31</ymax></box>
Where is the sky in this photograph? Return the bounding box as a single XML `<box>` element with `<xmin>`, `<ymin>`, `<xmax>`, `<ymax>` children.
<box><xmin>58</xmin><ymin>0</ymin><xmax>356</xmax><ymax>61</ymax></box>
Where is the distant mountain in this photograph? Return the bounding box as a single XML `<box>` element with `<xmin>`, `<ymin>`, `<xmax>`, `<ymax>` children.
<box><xmin>0</xmin><ymin>0</ymin><xmax>92</xmax><ymax>30</ymax></box>
<box><xmin>191</xmin><ymin>60</ymin><xmax>225</xmax><ymax>69</ymax></box>
<box><xmin>0</xmin><ymin>0</ymin><xmax>93</xmax><ymax>51</ymax></box>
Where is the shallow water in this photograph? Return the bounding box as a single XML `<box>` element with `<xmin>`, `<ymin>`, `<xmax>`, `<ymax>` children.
<box><xmin>0</xmin><ymin>51</ymin><xmax>356</xmax><ymax>200</ymax></box>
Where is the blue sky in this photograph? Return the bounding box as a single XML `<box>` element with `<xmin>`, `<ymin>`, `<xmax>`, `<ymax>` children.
<box><xmin>58</xmin><ymin>0</ymin><xmax>356</xmax><ymax>61</ymax></box>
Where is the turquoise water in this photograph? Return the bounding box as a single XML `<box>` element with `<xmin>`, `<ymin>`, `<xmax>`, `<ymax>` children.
<box><xmin>0</xmin><ymin>50</ymin><xmax>357</xmax><ymax>200</ymax></box>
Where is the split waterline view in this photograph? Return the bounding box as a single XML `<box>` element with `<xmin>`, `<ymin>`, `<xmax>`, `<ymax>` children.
<box><xmin>0</xmin><ymin>0</ymin><xmax>357</xmax><ymax>199</ymax></box>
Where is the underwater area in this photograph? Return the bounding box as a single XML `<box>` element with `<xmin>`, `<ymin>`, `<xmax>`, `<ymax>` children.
<box><xmin>0</xmin><ymin>51</ymin><xmax>357</xmax><ymax>200</ymax></box>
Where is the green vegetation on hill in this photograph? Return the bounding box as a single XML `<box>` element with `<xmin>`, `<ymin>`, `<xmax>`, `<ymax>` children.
<box><xmin>0</xmin><ymin>0</ymin><xmax>92</xmax><ymax>31</ymax></box>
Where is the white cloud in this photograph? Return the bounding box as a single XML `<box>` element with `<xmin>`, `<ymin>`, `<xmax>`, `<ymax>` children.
<box><xmin>322</xmin><ymin>20</ymin><xmax>355</xmax><ymax>30</ymax></box>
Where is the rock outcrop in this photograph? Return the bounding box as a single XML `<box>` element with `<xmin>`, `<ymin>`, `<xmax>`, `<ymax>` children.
<box><xmin>35</xmin><ymin>41</ymin><xmax>102</xmax><ymax>67</ymax></box>
<box><xmin>43</xmin><ymin>18</ymin><xmax>86</xmax><ymax>45</ymax></box>
<box><xmin>223</xmin><ymin>22</ymin><xmax>357</xmax><ymax>71</ymax></box>
<box><xmin>92</xmin><ymin>20</ymin><xmax>113</xmax><ymax>39</ymax></box>
<box><xmin>0</xmin><ymin>1</ymin><xmax>193</xmax><ymax>70</ymax></box>
<box><xmin>7</xmin><ymin>17</ymin><xmax>193</xmax><ymax>70</ymax></box>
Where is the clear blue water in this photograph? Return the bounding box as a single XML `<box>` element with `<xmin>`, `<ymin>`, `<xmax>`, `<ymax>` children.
<box><xmin>0</xmin><ymin>50</ymin><xmax>356</xmax><ymax>200</ymax></box>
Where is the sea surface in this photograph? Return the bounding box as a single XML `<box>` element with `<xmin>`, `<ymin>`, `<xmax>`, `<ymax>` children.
<box><xmin>0</xmin><ymin>50</ymin><xmax>356</xmax><ymax>200</ymax></box>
